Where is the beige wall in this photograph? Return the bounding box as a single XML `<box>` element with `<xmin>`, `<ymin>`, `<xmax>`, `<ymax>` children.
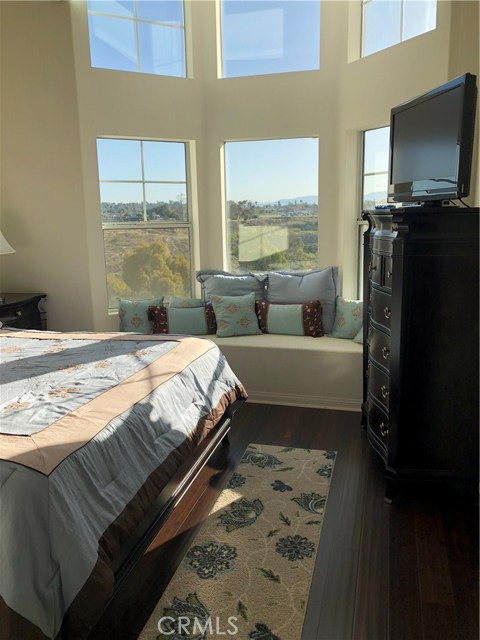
<box><xmin>1</xmin><ymin>0</ymin><xmax>478</xmax><ymax>331</ymax></box>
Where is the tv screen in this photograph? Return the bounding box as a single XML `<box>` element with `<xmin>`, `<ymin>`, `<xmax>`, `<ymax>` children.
<box><xmin>388</xmin><ymin>73</ymin><xmax>477</xmax><ymax>204</ymax></box>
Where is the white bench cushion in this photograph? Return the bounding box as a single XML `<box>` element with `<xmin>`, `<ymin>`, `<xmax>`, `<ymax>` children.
<box><xmin>207</xmin><ymin>334</ymin><xmax>362</xmax><ymax>411</ymax></box>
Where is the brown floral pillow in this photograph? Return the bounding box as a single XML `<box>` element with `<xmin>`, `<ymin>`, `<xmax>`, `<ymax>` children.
<box><xmin>255</xmin><ymin>300</ymin><xmax>324</xmax><ymax>337</ymax></box>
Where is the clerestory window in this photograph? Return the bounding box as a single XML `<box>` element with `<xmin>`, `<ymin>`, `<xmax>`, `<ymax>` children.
<box><xmin>362</xmin><ymin>0</ymin><xmax>436</xmax><ymax>58</ymax></box>
<box><xmin>87</xmin><ymin>0</ymin><xmax>186</xmax><ymax>77</ymax></box>
<box><xmin>220</xmin><ymin>0</ymin><xmax>320</xmax><ymax>78</ymax></box>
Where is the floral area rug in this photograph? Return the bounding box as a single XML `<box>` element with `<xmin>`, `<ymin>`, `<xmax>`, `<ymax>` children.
<box><xmin>139</xmin><ymin>443</ymin><xmax>336</xmax><ymax>640</ymax></box>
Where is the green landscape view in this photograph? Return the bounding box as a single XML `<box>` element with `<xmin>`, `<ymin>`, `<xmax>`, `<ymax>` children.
<box><xmin>103</xmin><ymin>198</ymin><xmax>318</xmax><ymax>307</ymax></box>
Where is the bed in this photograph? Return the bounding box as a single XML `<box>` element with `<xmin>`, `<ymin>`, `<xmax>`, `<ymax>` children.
<box><xmin>0</xmin><ymin>329</ymin><xmax>247</xmax><ymax>640</ymax></box>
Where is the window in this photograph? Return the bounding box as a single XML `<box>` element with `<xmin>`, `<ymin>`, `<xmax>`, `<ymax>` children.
<box><xmin>220</xmin><ymin>1</ymin><xmax>320</xmax><ymax>78</ymax></box>
<box><xmin>87</xmin><ymin>1</ymin><xmax>186</xmax><ymax>77</ymax></box>
<box><xmin>362</xmin><ymin>0</ymin><xmax>436</xmax><ymax>57</ymax></box>
<box><xmin>357</xmin><ymin>126</ymin><xmax>391</xmax><ymax>297</ymax></box>
<box><xmin>96</xmin><ymin>138</ymin><xmax>192</xmax><ymax>308</ymax></box>
<box><xmin>224</xmin><ymin>138</ymin><xmax>319</xmax><ymax>272</ymax></box>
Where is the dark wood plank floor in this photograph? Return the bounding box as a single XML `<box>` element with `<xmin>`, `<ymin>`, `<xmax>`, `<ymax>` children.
<box><xmin>89</xmin><ymin>403</ymin><xmax>478</xmax><ymax>640</ymax></box>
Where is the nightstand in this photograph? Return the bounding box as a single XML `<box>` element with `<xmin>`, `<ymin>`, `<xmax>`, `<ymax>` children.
<box><xmin>0</xmin><ymin>293</ymin><xmax>47</xmax><ymax>330</ymax></box>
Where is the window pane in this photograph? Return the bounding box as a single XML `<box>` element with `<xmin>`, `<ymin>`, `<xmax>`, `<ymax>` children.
<box><xmin>136</xmin><ymin>0</ymin><xmax>184</xmax><ymax>26</ymax></box>
<box><xmin>97</xmin><ymin>139</ymin><xmax>142</xmax><ymax>181</ymax></box>
<box><xmin>103</xmin><ymin>228</ymin><xmax>192</xmax><ymax>306</ymax></box>
<box><xmin>145</xmin><ymin>184</ymin><xmax>187</xmax><ymax>221</ymax></box>
<box><xmin>99</xmin><ymin>182</ymin><xmax>144</xmax><ymax>224</ymax></box>
<box><xmin>225</xmin><ymin>138</ymin><xmax>318</xmax><ymax>271</ymax></box>
<box><xmin>363</xmin><ymin>0</ymin><xmax>401</xmax><ymax>57</ymax></box>
<box><xmin>87</xmin><ymin>1</ymin><xmax>135</xmax><ymax>18</ymax></box>
<box><xmin>362</xmin><ymin>173</ymin><xmax>389</xmax><ymax>209</ymax></box>
<box><xmin>138</xmin><ymin>22</ymin><xmax>186</xmax><ymax>77</ymax></box>
<box><xmin>403</xmin><ymin>0</ymin><xmax>436</xmax><ymax>41</ymax></box>
<box><xmin>364</xmin><ymin>127</ymin><xmax>390</xmax><ymax>174</ymax></box>
<box><xmin>88</xmin><ymin>14</ymin><xmax>138</xmax><ymax>72</ymax></box>
<box><xmin>221</xmin><ymin>0</ymin><xmax>320</xmax><ymax>78</ymax></box>
<box><xmin>143</xmin><ymin>141</ymin><xmax>186</xmax><ymax>182</ymax></box>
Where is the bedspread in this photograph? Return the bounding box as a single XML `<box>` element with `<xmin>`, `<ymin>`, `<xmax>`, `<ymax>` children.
<box><xmin>0</xmin><ymin>330</ymin><xmax>247</xmax><ymax>639</ymax></box>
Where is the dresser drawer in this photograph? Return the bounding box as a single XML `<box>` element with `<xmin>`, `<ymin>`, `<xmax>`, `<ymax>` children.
<box><xmin>368</xmin><ymin>361</ymin><xmax>391</xmax><ymax>411</ymax></box>
<box><xmin>383</xmin><ymin>256</ymin><xmax>393</xmax><ymax>291</ymax></box>
<box><xmin>367</xmin><ymin>398</ymin><xmax>390</xmax><ymax>445</ymax></box>
<box><xmin>369</xmin><ymin>326</ymin><xmax>391</xmax><ymax>370</ymax></box>
<box><xmin>369</xmin><ymin>253</ymin><xmax>382</xmax><ymax>287</ymax></box>
<box><xmin>371</xmin><ymin>288</ymin><xmax>392</xmax><ymax>332</ymax></box>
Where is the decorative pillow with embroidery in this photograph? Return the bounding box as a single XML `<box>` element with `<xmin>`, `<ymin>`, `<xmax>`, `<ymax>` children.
<box><xmin>266</xmin><ymin>267</ymin><xmax>339</xmax><ymax>334</ymax></box>
<box><xmin>210</xmin><ymin>292</ymin><xmax>262</xmax><ymax>337</ymax></box>
<box><xmin>118</xmin><ymin>297</ymin><xmax>163</xmax><ymax>333</ymax></box>
<box><xmin>148</xmin><ymin>304</ymin><xmax>217</xmax><ymax>335</ymax></box>
<box><xmin>255</xmin><ymin>300</ymin><xmax>324</xmax><ymax>337</ymax></box>
<box><xmin>331</xmin><ymin>296</ymin><xmax>363</xmax><ymax>339</ymax></box>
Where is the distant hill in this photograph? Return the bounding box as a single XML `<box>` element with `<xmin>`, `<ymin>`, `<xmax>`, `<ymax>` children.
<box><xmin>364</xmin><ymin>191</ymin><xmax>388</xmax><ymax>203</ymax></box>
<box><xmin>258</xmin><ymin>195</ymin><xmax>318</xmax><ymax>205</ymax></box>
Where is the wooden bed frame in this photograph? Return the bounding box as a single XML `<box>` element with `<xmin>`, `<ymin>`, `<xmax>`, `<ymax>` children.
<box><xmin>111</xmin><ymin>397</ymin><xmax>246</xmax><ymax>593</ymax></box>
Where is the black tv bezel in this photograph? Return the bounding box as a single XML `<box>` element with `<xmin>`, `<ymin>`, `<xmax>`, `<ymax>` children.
<box><xmin>388</xmin><ymin>73</ymin><xmax>477</xmax><ymax>204</ymax></box>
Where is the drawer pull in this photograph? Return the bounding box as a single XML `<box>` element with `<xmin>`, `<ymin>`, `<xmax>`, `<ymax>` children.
<box><xmin>369</xmin><ymin>262</ymin><xmax>377</xmax><ymax>273</ymax></box>
<box><xmin>386</xmin><ymin>270</ymin><xmax>392</xmax><ymax>279</ymax></box>
<box><xmin>380</xmin><ymin>422</ymin><xmax>389</xmax><ymax>437</ymax></box>
<box><xmin>15</xmin><ymin>310</ymin><xmax>22</xmax><ymax>317</ymax></box>
<box><xmin>381</xmin><ymin>346</ymin><xmax>390</xmax><ymax>360</ymax></box>
<box><xmin>384</xmin><ymin>307</ymin><xmax>391</xmax><ymax>319</ymax></box>
<box><xmin>380</xmin><ymin>385</ymin><xmax>390</xmax><ymax>399</ymax></box>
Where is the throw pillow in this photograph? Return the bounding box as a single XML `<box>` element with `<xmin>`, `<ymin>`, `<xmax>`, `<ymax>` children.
<box><xmin>210</xmin><ymin>292</ymin><xmax>262</xmax><ymax>337</ymax></box>
<box><xmin>266</xmin><ymin>267</ymin><xmax>339</xmax><ymax>334</ymax></box>
<box><xmin>196</xmin><ymin>270</ymin><xmax>267</xmax><ymax>302</ymax></box>
<box><xmin>148</xmin><ymin>304</ymin><xmax>217</xmax><ymax>335</ymax></box>
<box><xmin>353</xmin><ymin>328</ymin><xmax>363</xmax><ymax>344</ymax></box>
<box><xmin>168</xmin><ymin>296</ymin><xmax>204</xmax><ymax>308</ymax></box>
<box><xmin>255</xmin><ymin>300</ymin><xmax>324</xmax><ymax>337</ymax></box>
<box><xmin>118</xmin><ymin>297</ymin><xmax>163</xmax><ymax>333</ymax></box>
<box><xmin>331</xmin><ymin>296</ymin><xmax>363</xmax><ymax>339</ymax></box>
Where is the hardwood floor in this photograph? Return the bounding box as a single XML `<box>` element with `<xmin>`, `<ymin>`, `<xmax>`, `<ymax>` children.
<box><xmin>89</xmin><ymin>403</ymin><xmax>478</xmax><ymax>640</ymax></box>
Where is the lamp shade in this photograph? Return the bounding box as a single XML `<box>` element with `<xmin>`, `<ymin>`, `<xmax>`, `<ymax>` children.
<box><xmin>0</xmin><ymin>231</ymin><xmax>15</xmax><ymax>255</ymax></box>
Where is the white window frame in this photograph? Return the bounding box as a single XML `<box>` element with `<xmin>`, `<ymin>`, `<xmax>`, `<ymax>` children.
<box><xmin>97</xmin><ymin>137</ymin><xmax>195</xmax><ymax>310</ymax></box>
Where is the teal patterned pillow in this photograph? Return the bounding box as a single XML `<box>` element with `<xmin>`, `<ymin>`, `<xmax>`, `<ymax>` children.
<box><xmin>211</xmin><ymin>292</ymin><xmax>262</xmax><ymax>337</ymax></box>
<box><xmin>331</xmin><ymin>296</ymin><xmax>363</xmax><ymax>339</ymax></box>
<box><xmin>149</xmin><ymin>304</ymin><xmax>216</xmax><ymax>335</ymax></box>
<box><xmin>118</xmin><ymin>297</ymin><xmax>163</xmax><ymax>333</ymax></box>
<box><xmin>353</xmin><ymin>328</ymin><xmax>363</xmax><ymax>344</ymax></box>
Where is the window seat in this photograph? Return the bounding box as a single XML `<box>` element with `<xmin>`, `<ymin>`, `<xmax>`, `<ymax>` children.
<box><xmin>207</xmin><ymin>334</ymin><xmax>363</xmax><ymax>411</ymax></box>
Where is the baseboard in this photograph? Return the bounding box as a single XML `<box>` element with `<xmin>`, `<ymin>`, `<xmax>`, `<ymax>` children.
<box><xmin>245</xmin><ymin>390</ymin><xmax>362</xmax><ymax>412</ymax></box>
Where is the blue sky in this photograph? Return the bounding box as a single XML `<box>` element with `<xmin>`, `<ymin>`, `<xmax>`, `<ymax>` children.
<box><xmin>225</xmin><ymin>138</ymin><xmax>319</xmax><ymax>202</ymax></box>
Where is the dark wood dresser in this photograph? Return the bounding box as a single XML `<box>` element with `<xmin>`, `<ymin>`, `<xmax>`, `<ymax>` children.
<box><xmin>362</xmin><ymin>207</ymin><xmax>479</xmax><ymax>500</ymax></box>
<box><xmin>0</xmin><ymin>293</ymin><xmax>47</xmax><ymax>330</ymax></box>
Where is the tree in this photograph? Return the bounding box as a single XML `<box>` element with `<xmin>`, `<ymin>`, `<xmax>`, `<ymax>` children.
<box><xmin>121</xmin><ymin>240</ymin><xmax>190</xmax><ymax>299</ymax></box>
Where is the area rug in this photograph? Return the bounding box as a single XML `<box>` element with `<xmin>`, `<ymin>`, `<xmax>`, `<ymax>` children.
<box><xmin>139</xmin><ymin>443</ymin><xmax>336</xmax><ymax>640</ymax></box>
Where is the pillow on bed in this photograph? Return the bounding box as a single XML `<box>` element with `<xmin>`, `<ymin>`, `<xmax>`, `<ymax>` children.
<box><xmin>210</xmin><ymin>292</ymin><xmax>262</xmax><ymax>337</ymax></box>
<box><xmin>266</xmin><ymin>267</ymin><xmax>339</xmax><ymax>334</ymax></box>
<box><xmin>149</xmin><ymin>304</ymin><xmax>217</xmax><ymax>335</ymax></box>
<box><xmin>168</xmin><ymin>296</ymin><xmax>204</xmax><ymax>308</ymax></box>
<box><xmin>118</xmin><ymin>297</ymin><xmax>163</xmax><ymax>333</ymax></box>
<box><xmin>196</xmin><ymin>270</ymin><xmax>267</xmax><ymax>302</ymax></box>
<box><xmin>331</xmin><ymin>296</ymin><xmax>363</xmax><ymax>339</ymax></box>
<box><xmin>255</xmin><ymin>300</ymin><xmax>324</xmax><ymax>337</ymax></box>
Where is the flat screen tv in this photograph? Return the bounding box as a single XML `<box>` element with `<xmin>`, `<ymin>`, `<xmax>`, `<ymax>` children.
<box><xmin>388</xmin><ymin>73</ymin><xmax>477</xmax><ymax>205</ymax></box>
